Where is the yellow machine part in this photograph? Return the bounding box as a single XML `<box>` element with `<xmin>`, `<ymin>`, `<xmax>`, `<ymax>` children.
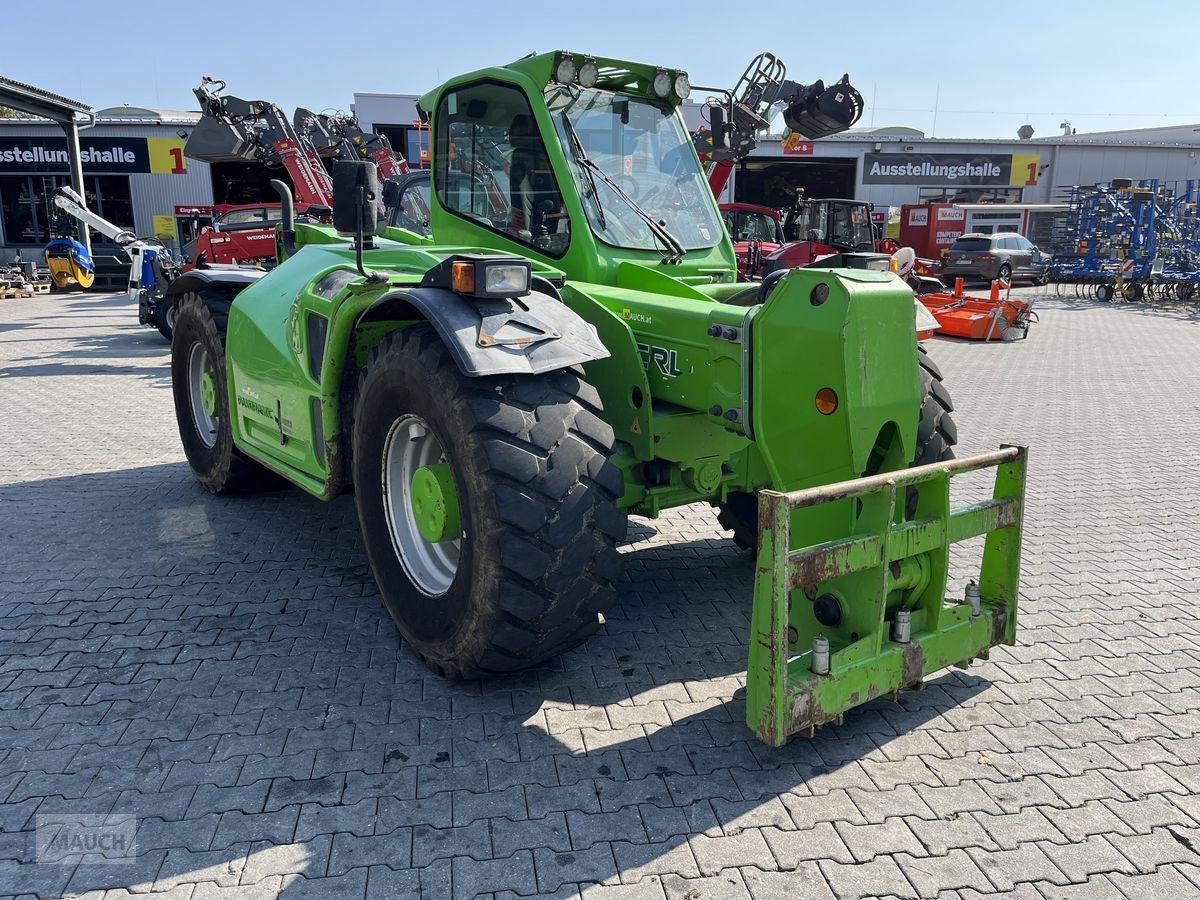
<box><xmin>45</xmin><ymin>255</ymin><xmax>95</xmax><ymax>290</ymax></box>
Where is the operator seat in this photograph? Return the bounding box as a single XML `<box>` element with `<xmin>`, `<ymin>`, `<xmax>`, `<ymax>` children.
<box><xmin>509</xmin><ymin>114</ymin><xmax>562</xmax><ymax>242</ymax></box>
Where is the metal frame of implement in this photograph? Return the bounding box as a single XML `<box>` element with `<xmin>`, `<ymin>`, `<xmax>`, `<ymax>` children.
<box><xmin>748</xmin><ymin>446</ymin><xmax>1027</xmax><ymax>746</ymax></box>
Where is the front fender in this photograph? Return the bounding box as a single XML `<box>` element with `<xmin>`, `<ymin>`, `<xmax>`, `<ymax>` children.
<box><xmin>165</xmin><ymin>267</ymin><xmax>266</xmax><ymax>299</ymax></box>
<box><xmin>356</xmin><ymin>285</ymin><xmax>609</xmax><ymax>377</ymax></box>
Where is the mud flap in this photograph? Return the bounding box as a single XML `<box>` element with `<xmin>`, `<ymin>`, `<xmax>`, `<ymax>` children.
<box><xmin>746</xmin><ymin>446</ymin><xmax>1027</xmax><ymax>746</ymax></box>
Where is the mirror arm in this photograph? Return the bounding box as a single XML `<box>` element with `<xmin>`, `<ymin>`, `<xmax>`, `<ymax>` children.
<box><xmin>355</xmin><ymin>185</ymin><xmax>387</xmax><ymax>283</ymax></box>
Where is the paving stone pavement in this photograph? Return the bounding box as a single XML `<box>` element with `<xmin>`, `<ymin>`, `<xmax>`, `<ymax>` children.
<box><xmin>0</xmin><ymin>288</ymin><xmax>1198</xmax><ymax>899</ymax></box>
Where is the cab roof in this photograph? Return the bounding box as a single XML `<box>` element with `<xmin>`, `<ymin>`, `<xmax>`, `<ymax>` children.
<box><xmin>418</xmin><ymin>51</ymin><xmax>690</xmax><ymax>114</ymax></box>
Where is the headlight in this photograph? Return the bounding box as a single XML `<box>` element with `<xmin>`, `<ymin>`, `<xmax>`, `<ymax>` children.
<box><xmin>651</xmin><ymin>69</ymin><xmax>672</xmax><ymax>99</ymax></box>
<box><xmin>483</xmin><ymin>263</ymin><xmax>530</xmax><ymax>295</ymax></box>
<box><xmin>578</xmin><ymin>58</ymin><xmax>599</xmax><ymax>88</ymax></box>
<box><xmin>554</xmin><ymin>55</ymin><xmax>578</xmax><ymax>85</ymax></box>
<box><xmin>449</xmin><ymin>258</ymin><xmax>532</xmax><ymax>298</ymax></box>
<box><xmin>673</xmin><ymin>73</ymin><xmax>691</xmax><ymax>101</ymax></box>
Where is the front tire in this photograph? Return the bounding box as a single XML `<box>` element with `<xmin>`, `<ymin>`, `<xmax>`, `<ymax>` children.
<box><xmin>352</xmin><ymin>325</ymin><xmax>627</xmax><ymax>677</ymax></box>
<box><xmin>171</xmin><ymin>292</ymin><xmax>274</xmax><ymax>494</ymax></box>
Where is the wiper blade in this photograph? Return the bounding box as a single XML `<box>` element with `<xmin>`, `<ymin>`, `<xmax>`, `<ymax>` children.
<box><xmin>560</xmin><ymin>113</ymin><xmax>605</xmax><ymax>230</ymax></box>
<box><xmin>559</xmin><ymin>113</ymin><xmax>686</xmax><ymax>263</ymax></box>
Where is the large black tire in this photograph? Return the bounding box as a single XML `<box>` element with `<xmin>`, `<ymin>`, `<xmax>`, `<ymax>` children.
<box><xmin>715</xmin><ymin>492</ymin><xmax>758</xmax><ymax>554</ymax></box>
<box><xmin>156</xmin><ymin>298</ymin><xmax>177</xmax><ymax>342</ymax></box>
<box><xmin>171</xmin><ymin>292</ymin><xmax>275</xmax><ymax>494</ymax></box>
<box><xmin>716</xmin><ymin>344</ymin><xmax>957</xmax><ymax>552</ymax></box>
<box><xmin>352</xmin><ymin>325</ymin><xmax>627</xmax><ymax>677</ymax></box>
<box><xmin>912</xmin><ymin>343</ymin><xmax>957</xmax><ymax>467</ymax></box>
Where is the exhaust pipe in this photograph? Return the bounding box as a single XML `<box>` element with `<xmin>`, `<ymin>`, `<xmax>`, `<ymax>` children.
<box><xmin>271</xmin><ymin>179</ymin><xmax>297</xmax><ymax>257</ymax></box>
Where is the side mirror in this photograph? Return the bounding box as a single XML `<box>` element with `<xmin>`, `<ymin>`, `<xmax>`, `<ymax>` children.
<box><xmin>381</xmin><ymin>179</ymin><xmax>402</xmax><ymax>210</ymax></box>
<box><xmin>333</xmin><ymin>159</ymin><xmax>379</xmax><ymax>237</ymax></box>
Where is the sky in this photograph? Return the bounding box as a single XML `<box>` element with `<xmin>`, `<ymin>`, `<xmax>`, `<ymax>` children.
<box><xmin>4</xmin><ymin>0</ymin><xmax>1198</xmax><ymax>141</ymax></box>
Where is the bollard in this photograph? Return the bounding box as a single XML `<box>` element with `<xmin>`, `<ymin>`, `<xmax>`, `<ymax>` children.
<box><xmin>954</xmin><ymin>277</ymin><xmax>964</xmax><ymax>297</ymax></box>
<box><xmin>811</xmin><ymin>635</ymin><xmax>830</xmax><ymax>675</ymax></box>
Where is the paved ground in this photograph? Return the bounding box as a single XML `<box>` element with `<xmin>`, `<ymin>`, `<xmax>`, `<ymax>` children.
<box><xmin>0</xmin><ymin>286</ymin><xmax>1198</xmax><ymax>900</ymax></box>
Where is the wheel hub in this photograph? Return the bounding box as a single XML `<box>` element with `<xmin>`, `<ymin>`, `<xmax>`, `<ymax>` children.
<box><xmin>381</xmin><ymin>414</ymin><xmax>462</xmax><ymax>597</ymax></box>
<box><xmin>199</xmin><ymin>371</ymin><xmax>217</xmax><ymax>417</ymax></box>
<box><xmin>410</xmin><ymin>463</ymin><xmax>460</xmax><ymax>543</ymax></box>
<box><xmin>187</xmin><ymin>342</ymin><xmax>219</xmax><ymax>449</ymax></box>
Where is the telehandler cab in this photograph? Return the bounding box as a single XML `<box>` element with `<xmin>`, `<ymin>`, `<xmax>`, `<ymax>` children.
<box><xmin>167</xmin><ymin>51</ymin><xmax>1027</xmax><ymax>745</ymax></box>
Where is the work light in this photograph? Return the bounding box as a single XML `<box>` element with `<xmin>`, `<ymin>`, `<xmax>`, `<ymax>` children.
<box><xmin>554</xmin><ymin>56</ymin><xmax>578</xmax><ymax>85</ymax></box>
<box><xmin>578</xmin><ymin>58</ymin><xmax>599</xmax><ymax>88</ymax></box>
<box><xmin>651</xmin><ymin>69</ymin><xmax>672</xmax><ymax>98</ymax></box>
<box><xmin>673</xmin><ymin>73</ymin><xmax>691</xmax><ymax>101</ymax></box>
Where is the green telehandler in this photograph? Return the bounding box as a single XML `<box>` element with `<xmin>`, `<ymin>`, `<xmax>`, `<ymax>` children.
<box><xmin>166</xmin><ymin>51</ymin><xmax>1027</xmax><ymax>746</ymax></box>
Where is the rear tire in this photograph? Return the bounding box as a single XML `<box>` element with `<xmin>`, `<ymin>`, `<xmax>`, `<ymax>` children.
<box><xmin>352</xmin><ymin>325</ymin><xmax>627</xmax><ymax>677</ymax></box>
<box><xmin>913</xmin><ymin>343</ymin><xmax>957</xmax><ymax>466</ymax></box>
<box><xmin>997</xmin><ymin>263</ymin><xmax>1012</xmax><ymax>283</ymax></box>
<box><xmin>171</xmin><ymin>292</ymin><xmax>275</xmax><ymax>494</ymax></box>
<box><xmin>156</xmin><ymin>298</ymin><xmax>177</xmax><ymax>342</ymax></box>
<box><xmin>716</xmin><ymin>344</ymin><xmax>956</xmax><ymax>552</ymax></box>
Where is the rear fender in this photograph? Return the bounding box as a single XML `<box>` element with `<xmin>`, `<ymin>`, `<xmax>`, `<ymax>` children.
<box><xmin>354</xmin><ymin>281</ymin><xmax>609</xmax><ymax>377</ymax></box>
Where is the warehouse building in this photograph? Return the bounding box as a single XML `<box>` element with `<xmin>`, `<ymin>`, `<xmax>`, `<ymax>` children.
<box><xmin>7</xmin><ymin>82</ymin><xmax>1197</xmax><ymax>265</ymax></box>
<box><xmin>715</xmin><ymin>121</ymin><xmax>1200</xmax><ymax>243</ymax></box>
<box><xmin>0</xmin><ymin>107</ymin><xmax>212</xmax><ymax>264</ymax></box>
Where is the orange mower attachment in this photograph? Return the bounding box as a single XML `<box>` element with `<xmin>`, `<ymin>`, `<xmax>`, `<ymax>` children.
<box><xmin>920</xmin><ymin>280</ymin><xmax>1036</xmax><ymax>342</ymax></box>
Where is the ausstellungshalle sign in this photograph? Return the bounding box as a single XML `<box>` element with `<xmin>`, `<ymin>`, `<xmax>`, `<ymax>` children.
<box><xmin>0</xmin><ymin>136</ymin><xmax>188</xmax><ymax>174</ymax></box>
<box><xmin>863</xmin><ymin>152</ymin><xmax>1040</xmax><ymax>187</ymax></box>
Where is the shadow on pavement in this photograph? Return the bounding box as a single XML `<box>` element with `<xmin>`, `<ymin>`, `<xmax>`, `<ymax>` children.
<box><xmin>0</xmin><ymin>464</ymin><xmax>995</xmax><ymax>897</ymax></box>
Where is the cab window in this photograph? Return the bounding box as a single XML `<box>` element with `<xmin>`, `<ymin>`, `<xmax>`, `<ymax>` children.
<box><xmin>217</xmin><ymin>207</ymin><xmax>276</xmax><ymax>228</ymax></box>
<box><xmin>389</xmin><ymin>180</ymin><xmax>432</xmax><ymax>236</ymax></box>
<box><xmin>435</xmin><ymin>82</ymin><xmax>570</xmax><ymax>257</ymax></box>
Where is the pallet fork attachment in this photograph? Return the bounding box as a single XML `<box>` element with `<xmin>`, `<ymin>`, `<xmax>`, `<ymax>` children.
<box><xmin>747</xmin><ymin>446</ymin><xmax>1027</xmax><ymax>746</ymax></box>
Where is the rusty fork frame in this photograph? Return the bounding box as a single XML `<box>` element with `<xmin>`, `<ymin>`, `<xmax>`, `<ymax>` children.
<box><xmin>746</xmin><ymin>446</ymin><xmax>1028</xmax><ymax>746</ymax></box>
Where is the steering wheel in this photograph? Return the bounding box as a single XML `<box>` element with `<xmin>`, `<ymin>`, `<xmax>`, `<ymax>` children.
<box><xmin>614</xmin><ymin>175</ymin><xmax>639</xmax><ymax>201</ymax></box>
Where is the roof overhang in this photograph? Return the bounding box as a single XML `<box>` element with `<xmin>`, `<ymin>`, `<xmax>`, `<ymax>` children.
<box><xmin>0</xmin><ymin>75</ymin><xmax>92</xmax><ymax>123</ymax></box>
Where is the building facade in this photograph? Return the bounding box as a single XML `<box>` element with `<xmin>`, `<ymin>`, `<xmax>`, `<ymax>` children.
<box><xmin>722</xmin><ymin>122</ymin><xmax>1200</xmax><ymax>225</ymax></box>
<box><xmin>7</xmin><ymin>87</ymin><xmax>1195</xmax><ymax>264</ymax></box>
<box><xmin>0</xmin><ymin>107</ymin><xmax>212</xmax><ymax>263</ymax></box>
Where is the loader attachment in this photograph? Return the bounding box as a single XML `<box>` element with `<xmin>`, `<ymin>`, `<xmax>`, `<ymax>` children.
<box><xmin>747</xmin><ymin>446</ymin><xmax>1026</xmax><ymax>746</ymax></box>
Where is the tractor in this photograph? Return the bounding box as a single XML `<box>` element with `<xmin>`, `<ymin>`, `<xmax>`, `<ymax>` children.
<box><xmin>166</xmin><ymin>51</ymin><xmax>1027</xmax><ymax>746</ymax></box>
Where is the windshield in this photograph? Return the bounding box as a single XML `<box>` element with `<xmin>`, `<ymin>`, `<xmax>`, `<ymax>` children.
<box><xmin>723</xmin><ymin>209</ymin><xmax>784</xmax><ymax>243</ymax></box>
<box><xmin>785</xmin><ymin>201</ymin><xmax>873</xmax><ymax>249</ymax></box>
<box><xmin>832</xmin><ymin>203</ymin><xmax>875</xmax><ymax>250</ymax></box>
<box><xmin>547</xmin><ymin>86</ymin><xmax>722</xmax><ymax>252</ymax></box>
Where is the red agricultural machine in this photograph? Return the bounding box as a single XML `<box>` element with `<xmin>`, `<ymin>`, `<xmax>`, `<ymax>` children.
<box><xmin>183</xmin><ymin>78</ymin><xmax>414</xmax><ymax>269</ymax></box>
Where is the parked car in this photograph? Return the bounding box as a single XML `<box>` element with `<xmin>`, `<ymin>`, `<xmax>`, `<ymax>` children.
<box><xmin>941</xmin><ymin>232</ymin><xmax>1049</xmax><ymax>284</ymax></box>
